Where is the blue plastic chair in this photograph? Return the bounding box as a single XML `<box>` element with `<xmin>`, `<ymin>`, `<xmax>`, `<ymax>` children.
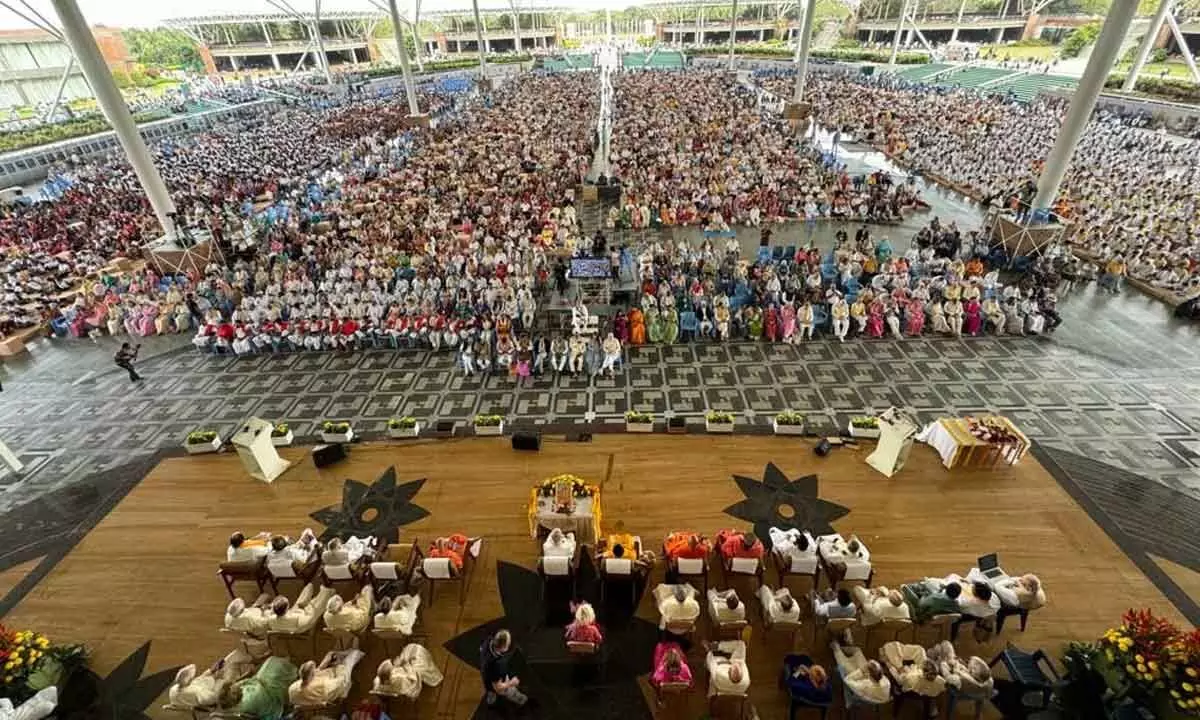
<box><xmin>812</xmin><ymin>306</ymin><xmax>830</xmax><ymax>331</ymax></box>
<box><xmin>844</xmin><ymin>277</ymin><xmax>861</xmax><ymax>297</ymax></box>
<box><xmin>679</xmin><ymin>311</ymin><xmax>698</xmax><ymax>341</ymax></box>
<box><xmin>784</xmin><ymin>245</ymin><xmax>797</xmax><ymax>261</ymax></box>
<box><xmin>772</xmin><ymin>246</ymin><xmax>785</xmax><ymax>261</ymax></box>
<box><xmin>757</xmin><ymin>246</ymin><xmax>772</xmax><ymax>265</ymax></box>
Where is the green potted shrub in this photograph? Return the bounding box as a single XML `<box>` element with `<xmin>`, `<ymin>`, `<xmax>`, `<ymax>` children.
<box><xmin>473</xmin><ymin>414</ymin><xmax>505</xmax><ymax>436</ymax></box>
<box><xmin>705</xmin><ymin>410</ymin><xmax>735</xmax><ymax>434</ymax></box>
<box><xmin>624</xmin><ymin>410</ymin><xmax>654</xmax><ymax>433</ymax></box>
<box><xmin>849</xmin><ymin>416</ymin><xmax>880</xmax><ymax>439</ymax></box>
<box><xmin>387</xmin><ymin>416</ymin><xmax>420</xmax><ymax>438</ymax></box>
<box><xmin>184</xmin><ymin>429</ymin><xmax>221</xmax><ymax>454</ymax></box>
<box><xmin>270</xmin><ymin>423</ymin><xmax>293</xmax><ymax>447</ymax></box>
<box><xmin>773</xmin><ymin>411</ymin><xmax>806</xmax><ymax>436</ymax></box>
<box><xmin>320</xmin><ymin>420</ymin><xmax>353</xmax><ymax>443</ymax></box>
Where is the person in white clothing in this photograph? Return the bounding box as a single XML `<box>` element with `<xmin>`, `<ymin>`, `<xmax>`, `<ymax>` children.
<box><xmin>373</xmin><ymin>594</ymin><xmax>422</xmax><ymax>635</ymax></box>
<box><xmin>705</xmin><ymin>640</ymin><xmax>750</xmax><ymax>697</ymax></box>
<box><xmin>852</xmin><ymin>586</ymin><xmax>911</xmax><ymax>626</ymax></box>
<box><xmin>541</xmin><ymin>528</ymin><xmax>577</xmax><ymax>558</ymax></box>
<box><xmin>226</xmin><ymin>531</ymin><xmax>270</xmax><ymax>563</ymax></box>
<box><xmin>269</xmin><ymin>583</ymin><xmax>336</xmax><ymax>633</ymax></box>
<box><xmin>652</xmin><ymin>583</ymin><xmax>700</xmax><ymax>630</ymax></box>
<box><xmin>324</xmin><ymin>586</ymin><xmax>374</xmax><ymax>634</ymax></box>
<box><xmin>770</xmin><ymin>527</ymin><xmax>817</xmax><ymax>573</ymax></box>
<box><xmin>707</xmin><ymin>588</ymin><xmax>746</xmax><ymax>625</ymax></box>
<box><xmin>224</xmin><ymin>595</ymin><xmax>274</xmax><ymax>637</ymax></box>
<box><xmin>757</xmin><ymin>585</ymin><xmax>801</xmax><ymax>625</ymax></box>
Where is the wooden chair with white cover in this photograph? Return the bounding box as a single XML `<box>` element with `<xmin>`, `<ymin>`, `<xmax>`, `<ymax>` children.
<box><xmin>267</xmin><ymin>548</ymin><xmax>322</xmax><ymax>595</ymax></box>
<box><xmin>538</xmin><ymin>546</ymin><xmax>580</xmax><ymax>600</ymax></box>
<box><xmin>368</xmin><ymin>539</ymin><xmax>422</xmax><ymax>595</ymax></box>
<box><xmin>922</xmin><ymin>612</ymin><xmax>962</xmax><ymax>645</ymax></box>
<box><xmin>217</xmin><ymin>556</ymin><xmax>267</xmax><ymax>600</ymax></box>
<box><xmin>671</xmin><ymin>553</ymin><xmax>710</xmax><ymax>597</ymax></box>
<box><xmin>722</xmin><ymin>555</ymin><xmax>764</xmax><ymax>599</ymax></box>
<box><xmin>600</xmin><ymin>537</ymin><xmax>642</xmax><ymax>606</ymax></box>
<box><xmin>865</xmin><ymin>616</ymin><xmax>914</xmax><ymax>654</ymax></box>
<box><xmin>707</xmin><ymin>591</ymin><xmax>749</xmax><ymax>642</ymax></box>
<box><xmin>756</xmin><ymin>588</ymin><xmax>802</xmax><ymax>648</ymax></box>
<box><xmin>421</xmin><ymin>537</ymin><xmax>482</xmax><ymax>606</ymax></box>
<box><xmin>811</xmin><ymin>603</ymin><xmax>858</xmax><ymax>646</ymax></box>
<box><xmin>772</xmin><ymin>548</ymin><xmax>820</xmax><ymax>605</ymax></box>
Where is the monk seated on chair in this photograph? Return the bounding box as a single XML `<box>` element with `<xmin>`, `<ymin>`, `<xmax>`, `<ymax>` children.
<box><xmin>704</xmin><ymin>640</ymin><xmax>750</xmax><ymax>697</ymax></box>
<box><xmin>664</xmin><ymin>531</ymin><xmax>711</xmax><ymax>561</ymax></box>
<box><xmin>227</xmin><ymin>531</ymin><xmax>272</xmax><ymax>562</ymax></box>
<box><xmin>817</xmin><ymin>533</ymin><xmax>871</xmax><ymax>583</ymax></box>
<box><xmin>715</xmin><ymin>529</ymin><xmax>764</xmax><ymax>562</ymax></box>
<box><xmin>287</xmin><ymin>650</ymin><xmax>365</xmax><ymax>708</ymax></box>
<box><xmin>374</xmin><ymin>594</ymin><xmax>422</xmax><ymax>635</ymax></box>
<box><xmin>266</xmin><ymin>529</ymin><xmax>318</xmax><ymax>566</ymax></box>
<box><xmin>853</xmin><ymin>586</ymin><xmax>911</xmax><ymax>627</ymax></box>
<box><xmin>427</xmin><ymin>533</ymin><xmax>472</xmax><ymax>572</ymax></box>
<box><xmin>226</xmin><ymin>595</ymin><xmax>275</xmax><ymax>637</ymax></box>
<box><xmin>373</xmin><ymin>644</ymin><xmax>444</xmax><ymax>700</ymax></box>
<box><xmin>322</xmin><ymin>536</ymin><xmax>377</xmax><ymax>567</ymax></box>
<box><xmin>653</xmin><ymin>583</ymin><xmax>701</xmax><ymax>630</ymax></box>
<box><xmin>269</xmin><ymin>582</ymin><xmax>337</xmax><ymax>633</ymax></box>
<box><xmin>880</xmin><ymin>641</ymin><xmax>945</xmax><ymax>698</ymax></box>
<box><xmin>757</xmin><ymin>586</ymin><xmax>801</xmax><ymax>626</ymax></box>
<box><xmin>323</xmin><ymin>586</ymin><xmax>373</xmax><ymax>634</ymax></box>
<box><xmin>707</xmin><ymin>589</ymin><xmax>746</xmax><ymax>625</ymax></box>
<box><xmin>169</xmin><ymin>648</ymin><xmax>257</xmax><ymax>709</ymax></box>
<box><xmin>565</xmin><ymin>601</ymin><xmax>604</xmax><ymax>645</ymax></box>
<box><xmin>542</xmin><ymin>528</ymin><xmax>576</xmax><ymax>558</ymax></box>
<box><xmin>596</xmin><ymin>538</ymin><xmax>655</xmax><ymax>572</ymax></box>
<box><xmin>769</xmin><ymin>527</ymin><xmax>817</xmax><ymax>573</ymax></box>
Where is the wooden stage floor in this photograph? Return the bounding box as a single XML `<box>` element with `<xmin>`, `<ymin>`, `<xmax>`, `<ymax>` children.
<box><xmin>2</xmin><ymin>435</ymin><xmax>1190</xmax><ymax>719</ymax></box>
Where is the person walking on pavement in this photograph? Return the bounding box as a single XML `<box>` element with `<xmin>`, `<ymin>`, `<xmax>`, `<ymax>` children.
<box><xmin>114</xmin><ymin>342</ymin><xmax>142</xmax><ymax>383</ymax></box>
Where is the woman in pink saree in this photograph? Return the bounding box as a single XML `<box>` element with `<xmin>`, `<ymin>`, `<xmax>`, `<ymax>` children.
<box><xmin>964</xmin><ymin>297</ymin><xmax>983</xmax><ymax>336</ymax></box>
<box><xmin>866</xmin><ymin>298</ymin><xmax>886</xmax><ymax>338</ymax></box>
<box><xmin>906</xmin><ymin>298</ymin><xmax>926</xmax><ymax>336</ymax></box>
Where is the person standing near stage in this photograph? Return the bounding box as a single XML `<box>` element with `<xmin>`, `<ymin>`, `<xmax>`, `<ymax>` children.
<box><xmin>114</xmin><ymin>342</ymin><xmax>142</xmax><ymax>383</ymax></box>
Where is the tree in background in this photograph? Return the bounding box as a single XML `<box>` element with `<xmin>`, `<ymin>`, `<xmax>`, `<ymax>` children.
<box><xmin>123</xmin><ymin>28</ymin><xmax>203</xmax><ymax>72</ymax></box>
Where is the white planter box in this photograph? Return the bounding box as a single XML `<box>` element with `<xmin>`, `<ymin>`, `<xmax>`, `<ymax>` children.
<box><xmin>626</xmin><ymin>421</ymin><xmax>654</xmax><ymax>433</ymax></box>
<box><xmin>271</xmin><ymin>430</ymin><xmax>294</xmax><ymax>447</ymax></box>
<box><xmin>474</xmin><ymin>421</ymin><xmax>504</xmax><ymax>436</ymax></box>
<box><xmin>773</xmin><ymin>420</ymin><xmax>806</xmax><ymax>436</ymax></box>
<box><xmin>185</xmin><ymin>436</ymin><xmax>221</xmax><ymax>454</ymax></box>
<box><xmin>706</xmin><ymin>420</ymin><xmax>735</xmax><ymax>434</ymax></box>
<box><xmin>848</xmin><ymin>422</ymin><xmax>880</xmax><ymax>439</ymax></box>
<box><xmin>320</xmin><ymin>429</ymin><xmax>353</xmax><ymax>443</ymax></box>
<box><xmin>388</xmin><ymin>423</ymin><xmax>420</xmax><ymax>438</ymax></box>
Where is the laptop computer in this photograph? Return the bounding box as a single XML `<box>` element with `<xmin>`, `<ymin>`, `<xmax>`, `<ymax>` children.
<box><xmin>978</xmin><ymin>553</ymin><xmax>1006</xmax><ymax>580</ymax></box>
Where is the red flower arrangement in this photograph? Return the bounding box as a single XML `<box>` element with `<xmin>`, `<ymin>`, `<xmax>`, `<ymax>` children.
<box><xmin>1100</xmin><ymin>609</ymin><xmax>1200</xmax><ymax>715</ymax></box>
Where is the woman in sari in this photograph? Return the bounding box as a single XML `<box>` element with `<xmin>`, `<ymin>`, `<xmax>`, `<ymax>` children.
<box><xmin>217</xmin><ymin>656</ymin><xmax>298</xmax><ymax>720</ymax></box>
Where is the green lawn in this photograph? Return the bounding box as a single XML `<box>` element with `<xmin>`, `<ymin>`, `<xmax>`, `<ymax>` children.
<box><xmin>982</xmin><ymin>44</ymin><xmax>1058</xmax><ymax>61</ymax></box>
<box><xmin>1116</xmin><ymin>60</ymin><xmax>1198</xmax><ymax>81</ymax></box>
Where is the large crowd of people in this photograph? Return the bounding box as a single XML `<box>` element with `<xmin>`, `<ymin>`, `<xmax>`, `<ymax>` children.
<box><xmin>769</xmin><ymin>70</ymin><xmax>1200</xmax><ymax>299</ymax></box>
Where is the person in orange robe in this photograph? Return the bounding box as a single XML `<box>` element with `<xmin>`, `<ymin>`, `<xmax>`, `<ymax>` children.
<box><xmin>715</xmin><ymin>529</ymin><xmax>764</xmax><ymax>561</ymax></box>
<box><xmin>664</xmin><ymin>532</ymin><xmax>711</xmax><ymax>561</ymax></box>
<box><xmin>428</xmin><ymin>534</ymin><xmax>470</xmax><ymax>570</ymax></box>
<box><xmin>630</xmin><ymin>308</ymin><xmax>646</xmax><ymax>345</ymax></box>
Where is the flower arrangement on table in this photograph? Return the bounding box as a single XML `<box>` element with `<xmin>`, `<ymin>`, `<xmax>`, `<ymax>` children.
<box><xmin>537</xmin><ymin>474</ymin><xmax>597</xmax><ymax>500</ymax></box>
<box><xmin>706</xmin><ymin>411</ymin><xmax>735</xmax><ymax>424</ymax></box>
<box><xmin>271</xmin><ymin>423</ymin><xmax>290</xmax><ymax>438</ymax></box>
<box><xmin>775</xmin><ymin>411</ymin><xmax>806</xmax><ymax>425</ymax></box>
<box><xmin>964</xmin><ymin>416</ymin><xmax>1020</xmax><ymax>445</ymax></box>
<box><xmin>388</xmin><ymin>417</ymin><xmax>418</xmax><ymax>430</ymax></box>
<box><xmin>0</xmin><ymin>624</ymin><xmax>86</xmax><ymax>705</ymax></box>
<box><xmin>473</xmin><ymin>414</ymin><xmax>504</xmax><ymax>427</ymax></box>
<box><xmin>185</xmin><ymin>430</ymin><xmax>218</xmax><ymax>445</ymax></box>
<box><xmin>322</xmin><ymin>421</ymin><xmax>352</xmax><ymax>434</ymax></box>
<box><xmin>1098</xmin><ymin>609</ymin><xmax>1200</xmax><ymax>715</ymax></box>
<box><xmin>624</xmin><ymin>410</ymin><xmax>654</xmax><ymax>424</ymax></box>
<box><xmin>850</xmin><ymin>416</ymin><xmax>879</xmax><ymax>429</ymax></box>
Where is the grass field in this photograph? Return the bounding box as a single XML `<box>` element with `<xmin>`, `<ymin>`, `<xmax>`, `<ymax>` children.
<box><xmin>982</xmin><ymin>43</ymin><xmax>1058</xmax><ymax>61</ymax></box>
<box><xmin>1116</xmin><ymin>60</ymin><xmax>1199</xmax><ymax>82</ymax></box>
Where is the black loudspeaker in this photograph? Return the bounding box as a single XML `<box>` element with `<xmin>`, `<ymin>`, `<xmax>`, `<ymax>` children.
<box><xmin>814</xmin><ymin>438</ymin><xmax>833</xmax><ymax>457</ymax></box>
<box><xmin>313</xmin><ymin>443</ymin><xmax>348</xmax><ymax>468</ymax></box>
<box><xmin>667</xmin><ymin>417</ymin><xmax>687</xmax><ymax>434</ymax></box>
<box><xmin>434</xmin><ymin>420</ymin><xmax>455</xmax><ymax>435</ymax></box>
<box><xmin>512</xmin><ymin>431</ymin><xmax>542</xmax><ymax>452</ymax></box>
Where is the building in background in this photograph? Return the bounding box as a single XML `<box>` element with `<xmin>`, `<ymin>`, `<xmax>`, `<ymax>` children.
<box><xmin>0</xmin><ymin>26</ymin><xmax>128</xmax><ymax>108</ymax></box>
<box><xmin>166</xmin><ymin>11</ymin><xmax>378</xmax><ymax>74</ymax></box>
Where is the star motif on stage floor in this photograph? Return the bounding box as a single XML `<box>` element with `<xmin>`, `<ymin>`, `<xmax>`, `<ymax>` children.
<box><xmin>310</xmin><ymin>466</ymin><xmax>430</xmax><ymax>543</ymax></box>
<box><xmin>54</xmin><ymin>641</ymin><xmax>181</xmax><ymax>720</ymax></box>
<box><xmin>444</xmin><ymin>559</ymin><xmax>660</xmax><ymax>720</ymax></box>
<box><xmin>723</xmin><ymin>462</ymin><xmax>850</xmax><ymax>548</ymax></box>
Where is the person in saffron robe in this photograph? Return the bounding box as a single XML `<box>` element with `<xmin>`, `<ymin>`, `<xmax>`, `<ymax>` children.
<box><xmin>630</xmin><ymin>308</ymin><xmax>646</xmax><ymax>345</ymax></box>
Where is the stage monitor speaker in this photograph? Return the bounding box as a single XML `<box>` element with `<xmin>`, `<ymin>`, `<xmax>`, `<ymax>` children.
<box><xmin>512</xmin><ymin>431</ymin><xmax>542</xmax><ymax>452</ymax></box>
<box><xmin>667</xmin><ymin>417</ymin><xmax>687</xmax><ymax>434</ymax></box>
<box><xmin>434</xmin><ymin>420</ymin><xmax>455</xmax><ymax>434</ymax></box>
<box><xmin>313</xmin><ymin>443</ymin><xmax>347</xmax><ymax>468</ymax></box>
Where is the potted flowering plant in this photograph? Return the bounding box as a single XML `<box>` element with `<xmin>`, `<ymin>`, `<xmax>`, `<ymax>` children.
<box><xmin>387</xmin><ymin>417</ymin><xmax>420</xmax><ymax>438</ymax></box>
<box><xmin>0</xmin><ymin>624</ymin><xmax>87</xmax><ymax>706</ymax></box>
<box><xmin>184</xmin><ymin>429</ymin><xmax>221</xmax><ymax>454</ymax></box>
<box><xmin>320</xmin><ymin>421</ymin><xmax>353</xmax><ymax>443</ymax></box>
<box><xmin>270</xmin><ymin>423</ymin><xmax>293</xmax><ymax>447</ymax></box>
<box><xmin>625</xmin><ymin>410</ymin><xmax>654</xmax><ymax>433</ymax></box>
<box><xmin>773</xmin><ymin>411</ymin><xmax>806</xmax><ymax>436</ymax></box>
<box><xmin>473</xmin><ymin>414</ymin><xmax>505</xmax><ymax>436</ymax></box>
<box><xmin>848</xmin><ymin>416</ymin><xmax>881</xmax><ymax>439</ymax></box>
<box><xmin>705</xmin><ymin>410</ymin><xmax>735</xmax><ymax>434</ymax></box>
<box><xmin>1097</xmin><ymin>609</ymin><xmax>1200</xmax><ymax>717</ymax></box>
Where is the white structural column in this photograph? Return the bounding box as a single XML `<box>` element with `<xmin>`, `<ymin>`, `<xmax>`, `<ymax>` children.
<box><xmin>386</xmin><ymin>0</ymin><xmax>421</xmax><ymax>116</ymax></box>
<box><xmin>888</xmin><ymin>0</ymin><xmax>909</xmax><ymax>65</ymax></box>
<box><xmin>1124</xmin><ymin>0</ymin><xmax>1172</xmax><ymax>90</ymax></box>
<box><xmin>1032</xmin><ymin>0</ymin><xmax>1138</xmax><ymax>210</ymax></box>
<box><xmin>511</xmin><ymin>1</ymin><xmax>523</xmax><ymax>52</ymax></box>
<box><xmin>51</xmin><ymin>0</ymin><xmax>176</xmax><ymax>237</ymax></box>
<box><xmin>1164</xmin><ymin>11</ymin><xmax>1200</xmax><ymax>84</ymax></box>
<box><xmin>412</xmin><ymin>0</ymin><xmax>425</xmax><ymax>71</ymax></box>
<box><xmin>698</xmin><ymin>8</ymin><xmax>705</xmax><ymax>44</ymax></box>
<box><xmin>472</xmin><ymin>0</ymin><xmax>488</xmax><ymax>76</ymax></box>
<box><xmin>311</xmin><ymin>0</ymin><xmax>331</xmax><ymax>81</ymax></box>
<box><xmin>728</xmin><ymin>0</ymin><xmax>739</xmax><ymax>70</ymax></box>
<box><xmin>792</xmin><ymin>0</ymin><xmax>818</xmax><ymax>102</ymax></box>
<box><xmin>950</xmin><ymin>0</ymin><xmax>967</xmax><ymax>42</ymax></box>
